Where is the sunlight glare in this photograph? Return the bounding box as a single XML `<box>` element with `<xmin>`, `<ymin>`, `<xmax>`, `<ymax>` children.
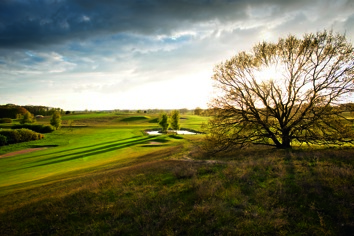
<box><xmin>255</xmin><ymin>63</ymin><xmax>284</xmax><ymax>83</ymax></box>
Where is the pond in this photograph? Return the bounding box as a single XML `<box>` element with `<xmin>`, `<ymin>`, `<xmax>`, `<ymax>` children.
<box><xmin>146</xmin><ymin>130</ymin><xmax>197</xmax><ymax>135</ymax></box>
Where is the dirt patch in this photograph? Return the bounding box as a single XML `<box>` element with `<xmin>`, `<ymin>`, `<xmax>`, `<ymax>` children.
<box><xmin>0</xmin><ymin>148</ymin><xmax>47</xmax><ymax>159</ymax></box>
<box><xmin>149</xmin><ymin>141</ymin><xmax>162</xmax><ymax>145</ymax></box>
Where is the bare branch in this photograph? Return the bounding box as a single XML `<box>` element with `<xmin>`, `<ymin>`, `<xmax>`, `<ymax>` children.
<box><xmin>205</xmin><ymin>30</ymin><xmax>354</xmax><ymax>152</ymax></box>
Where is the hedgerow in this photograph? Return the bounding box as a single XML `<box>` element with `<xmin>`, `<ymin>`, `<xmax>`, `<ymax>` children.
<box><xmin>0</xmin><ymin>118</ymin><xmax>12</xmax><ymax>123</ymax></box>
<box><xmin>11</xmin><ymin>124</ymin><xmax>54</xmax><ymax>133</ymax></box>
<box><xmin>0</xmin><ymin>129</ymin><xmax>44</xmax><ymax>144</ymax></box>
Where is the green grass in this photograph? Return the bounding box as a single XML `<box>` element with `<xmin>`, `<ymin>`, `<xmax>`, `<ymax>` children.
<box><xmin>120</xmin><ymin>116</ymin><xmax>150</xmax><ymax>122</ymax></box>
<box><xmin>0</xmin><ymin>121</ymin><xmax>190</xmax><ymax>194</ymax></box>
<box><xmin>0</xmin><ymin>113</ymin><xmax>353</xmax><ymax>235</ymax></box>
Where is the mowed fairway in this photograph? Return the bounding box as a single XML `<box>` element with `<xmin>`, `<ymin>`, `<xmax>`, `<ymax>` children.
<box><xmin>0</xmin><ymin>113</ymin><xmax>208</xmax><ymax>195</ymax></box>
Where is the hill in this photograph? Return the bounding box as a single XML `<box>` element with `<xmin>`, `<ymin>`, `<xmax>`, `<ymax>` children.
<box><xmin>0</xmin><ymin>112</ymin><xmax>353</xmax><ymax>235</ymax></box>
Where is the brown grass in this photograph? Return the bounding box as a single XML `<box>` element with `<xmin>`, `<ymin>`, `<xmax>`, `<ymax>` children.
<box><xmin>1</xmin><ymin>147</ymin><xmax>353</xmax><ymax>235</ymax></box>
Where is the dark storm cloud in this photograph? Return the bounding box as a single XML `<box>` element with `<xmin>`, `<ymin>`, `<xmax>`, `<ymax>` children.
<box><xmin>0</xmin><ymin>0</ymin><xmax>322</xmax><ymax>49</ymax></box>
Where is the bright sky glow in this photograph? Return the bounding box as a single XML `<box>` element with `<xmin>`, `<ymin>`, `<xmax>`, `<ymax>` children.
<box><xmin>0</xmin><ymin>0</ymin><xmax>353</xmax><ymax>111</ymax></box>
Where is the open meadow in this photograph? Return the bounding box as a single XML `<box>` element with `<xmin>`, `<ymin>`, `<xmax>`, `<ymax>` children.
<box><xmin>0</xmin><ymin>112</ymin><xmax>353</xmax><ymax>235</ymax></box>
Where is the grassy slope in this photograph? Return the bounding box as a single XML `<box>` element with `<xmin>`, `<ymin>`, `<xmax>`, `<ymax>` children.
<box><xmin>0</xmin><ymin>113</ymin><xmax>206</xmax><ymax>194</ymax></box>
<box><xmin>0</xmin><ymin>113</ymin><xmax>353</xmax><ymax>235</ymax></box>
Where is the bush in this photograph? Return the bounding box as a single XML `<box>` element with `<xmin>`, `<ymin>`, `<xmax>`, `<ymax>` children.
<box><xmin>40</xmin><ymin>125</ymin><xmax>55</xmax><ymax>133</ymax></box>
<box><xmin>0</xmin><ymin>134</ymin><xmax>7</xmax><ymax>146</ymax></box>
<box><xmin>16</xmin><ymin>129</ymin><xmax>40</xmax><ymax>142</ymax></box>
<box><xmin>0</xmin><ymin>129</ymin><xmax>44</xmax><ymax>144</ymax></box>
<box><xmin>12</xmin><ymin>124</ymin><xmax>54</xmax><ymax>133</ymax></box>
<box><xmin>0</xmin><ymin>118</ymin><xmax>12</xmax><ymax>123</ymax></box>
<box><xmin>0</xmin><ymin>130</ymin><xmax>21</xmax><ymax>143</ymax></box>
<box><xmin>19</xmin><ymin>112</ymin><xmax>35</xmax><ymax>124</ymax></box>
<box><xmin>50</xmin><ymin>111</ymin><xmax>62</xmax><ymax>130</ymax></box>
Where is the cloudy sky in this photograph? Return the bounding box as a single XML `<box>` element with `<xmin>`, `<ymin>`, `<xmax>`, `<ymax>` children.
<box><xmin>0</xmin><ymin>0</ymin><xmax>353</xmax><ymax>110</ymax></box>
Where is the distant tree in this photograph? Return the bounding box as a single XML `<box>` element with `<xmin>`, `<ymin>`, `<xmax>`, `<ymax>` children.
<box><xmin>65</xmin><ymin>111</ymin><xmax>71</xmax><ymax>115</ymax></box>
<box><xmin>194</xmin><ymin>107</ymin><xmax>203</xmax><ymax>116</ymax></box>
<box><xmin>50</xmin><ymin>111</ymin><xmax>62</xmax><ymax>130</ymax></box>
<box><xmin>158</xmin><ymin>113</ymin><xmax>170</xmax><ymax>132</ymax></box>
<box><xmin>16</xmin><ymin>113</ymin><xmax>23</xmax><ymax>120</ymax></box>
<box><xmin>0</xmin><ymin>105</ymin><xmax>28</xmax><ymax>119</ymax></box>
<box><xmin>170</xmin><ymin>110</ymin><xmax>181</xmax><ymax>130</ymax></box>
<box><xmin>180</xmin><ymin>108</ymin><xmax>189</xmax><ymax>115</ymax></box>
<box><xmin>205</xmin><ymin>30</ymin><xmax>354</xmax><ymax>151</ymax></box>
<box><xmin>23</xmin><ymin>105</ymin><xmax>55</xmax><ymax>116</ymax></box>
<box><xmin>20</xmin><ymin>112</ymin><xmax>35</xmax><ymax>124</ymax></box>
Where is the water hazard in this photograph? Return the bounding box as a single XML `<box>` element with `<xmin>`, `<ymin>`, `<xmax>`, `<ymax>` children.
<box><xmin>146</xmin><ymin>130</ymin><xmax>197</xmax><ymax>135</ymax></box>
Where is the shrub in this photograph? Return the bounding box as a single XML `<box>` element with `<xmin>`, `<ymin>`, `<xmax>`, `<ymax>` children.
<box><xmin>16</xmin><ymin>129</ymin><xmax>40</xmax><ymax>142</ymax></box>
<box><xmin>12</xmin><ymin>124</ymin><xmax>54</xmax><ymax>133</ymax></box>
<box><xmin>0</xmin><ymin>130</ymin><xmax>21</xmax><ymax>143</ymax></box>
<box><xmin>0</xmin><ymin>129</ymin><xmax>44</xmax><ymax>144</ymax></box>
<box><xmin>0</xmin><ymin>118</ymin><xmax>12</xmax><ymax>123</ymax></box>
<box><xmin>19</xmin><ymin>112</ymin><xmax>35</xmax><ymax>124</ymax></box>
<box><xmin>0</xmin><ymin>134</ymin><xmax>7</xmax><ymax>146</ymax></box>
<box><xmin>50</xmin><ymin>111</ymin><xmax>62</xmax><ymax>130</ymax></box>
<box><xmin>40</xmin><ymin>125</ymin><xmax>55</xmax><ymax>133</ymax></box>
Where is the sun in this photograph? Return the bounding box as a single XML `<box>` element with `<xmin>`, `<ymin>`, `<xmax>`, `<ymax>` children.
<box><xmin>254</xmin><ymin>63</ymin><xmax>285</xmax><ymax>83</ymax></box>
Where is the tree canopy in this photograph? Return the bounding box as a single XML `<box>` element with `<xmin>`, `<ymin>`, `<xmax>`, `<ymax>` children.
<box><xmin>205</xmin><ymin>30</ymin><xmax>354</xmax><ymax>151</ymax></box>
<box><xmin>0</xmin><ymin>105</ymin><xmax>28</xmax><ymax>119</ymax></box>
<box><xmin>158</xmin><ymin>113</ymin><xmax>170</xmax><ymax>133</ymax></box>
<box><xmin>19</xmin><ymin>112</ymin><xmax>35</xmax><ymax>124</ymax></box>
<box><xmin>50</xmin><ymin>111</ymin><xmax>62</xmax><ymax>130</ymax></box>
<box><xmin>170</xmin><ymin>110</ymin><xmax>181</xmax><ymax>130</ymax></box>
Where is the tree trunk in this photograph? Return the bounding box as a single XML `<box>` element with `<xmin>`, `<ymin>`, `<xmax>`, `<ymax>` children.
<box><xmin>280</xmin><ymin>130</ymin><xmax>292</xmax><ymax>149</ymax></box>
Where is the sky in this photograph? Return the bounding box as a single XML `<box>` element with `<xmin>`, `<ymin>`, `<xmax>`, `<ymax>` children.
<box><xmin>0</xmin><ymin>0</ymin><xmax>354</xmax><ymax>111</ymax></box>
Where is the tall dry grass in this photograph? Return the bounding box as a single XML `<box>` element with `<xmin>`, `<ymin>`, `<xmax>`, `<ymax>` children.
<box><xmin>1</xmin><ymin>146</ymin><xmax>353</xmax><ymax>235</ymax></box>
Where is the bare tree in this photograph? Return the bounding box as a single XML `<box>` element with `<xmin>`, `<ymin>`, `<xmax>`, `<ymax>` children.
<box><xmin>205</xmin><ymin>30</ymin><xmax>354</xmax><ymax>151</ymax></box>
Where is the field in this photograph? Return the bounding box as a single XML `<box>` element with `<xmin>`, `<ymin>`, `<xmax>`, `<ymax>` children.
<box><xmin>0</xmin><ymin>112</ymin><xmax>353</xmax><ymax>235</ymax></box>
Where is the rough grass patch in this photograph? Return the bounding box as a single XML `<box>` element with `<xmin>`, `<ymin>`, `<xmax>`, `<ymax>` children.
<box><xmin>120</xmin><ymin>116</ymin><xmax>150</xmax><ymax>122</ymax></box>
<box><xmin>172</xmin><ymin>164</ymin><xmax>197</xmax><ymax>179</ymax></box>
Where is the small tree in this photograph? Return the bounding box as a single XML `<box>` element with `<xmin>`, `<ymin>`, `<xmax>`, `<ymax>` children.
<box><xmin>158</xmin><ymin>113</ymin><xmax>170</xmax><ymax>133</ymax></box>
<box><xmin>20</xmin><ymin>112</ymin><xmax>35</xmax><ymax>124</ymax></box>
<box><xmin>50</xmin><ymin>111</ymin><xmax>62</xmax><ymax>130</ymax></box>
<box><xmin>170</xmin><ymin>110</ymin><xmax>181</xmax><ymax>130</ymax></box>
<box><xmin>206</xmin><ymin>30</ymin><xmax>354</xmax><ymax>151</ymax></box>
<box><xmin>0</xmin><ymin>134</ymin><xmax>7</xmax><ymax>146</ymax></box>
<box><xmin>194</xmin><ymin>107</ymin><xmax>203</xmax><ymax>116</ymax></box>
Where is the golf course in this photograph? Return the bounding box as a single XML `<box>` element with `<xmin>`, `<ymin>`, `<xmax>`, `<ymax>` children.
<box><xmin>0</xmin><ymin>111</ymin><xmax>353</xmax><ymax>235</ymax></box>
